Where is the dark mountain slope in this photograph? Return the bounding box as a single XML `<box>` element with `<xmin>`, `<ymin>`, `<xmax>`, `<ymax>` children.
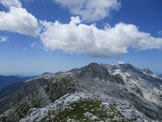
<box><xmin>0</xmin><ymin>82</ymin><xmax>24</xmax><ymax>99</ymax></box>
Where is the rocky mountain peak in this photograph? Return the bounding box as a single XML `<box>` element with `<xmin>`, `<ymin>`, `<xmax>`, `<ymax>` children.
<box><xmin>77</xmin><ymin>62</ymin><xmax>110</xmax><ymax>80</ymax></box>
<box><xmin>143</xmin><ymin>68</ymin><xmax>153</xmax><ymax>74</ymax></box>
<box><xmin>118</xmin><ymin>63</ymin><xmax>136</xmax><ymax>71</ymax></box>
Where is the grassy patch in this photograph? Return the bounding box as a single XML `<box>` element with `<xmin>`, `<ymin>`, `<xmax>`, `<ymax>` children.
<box><xmin>40</xmin><ymin>99</ymin><xmax>131</xmax><ymax>122</ymax></box>
<box><xmin>33</xmin><ymin>117</ymin><xmax>39</xmax><ymax>122</ymax></box>
<box><xmin>55</xmin><ymin>73</ymin><xmax>72</xmax><ymax>83</ymax></box>
<box><xmin>16</xmin><ymin>102</ymin><xmax>30</xmax><ymax>118</ymax></box>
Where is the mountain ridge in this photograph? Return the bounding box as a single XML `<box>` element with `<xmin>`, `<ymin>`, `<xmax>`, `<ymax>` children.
<box><xmin>0</xmin><ymin>63</ymin><xmax>162</xmax><ymax>122</ymax></box>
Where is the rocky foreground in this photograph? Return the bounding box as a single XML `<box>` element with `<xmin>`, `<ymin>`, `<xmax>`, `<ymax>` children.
<box><xmin>0</xmin><ymin>63</ymin><xmax>162</xmax><ymax>122</ymax></box>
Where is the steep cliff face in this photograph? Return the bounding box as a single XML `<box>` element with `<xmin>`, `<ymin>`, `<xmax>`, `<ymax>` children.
<box><xmin>76</xmin><ymin>63</ymin><xmax>125</xmax><ymax>85</ymax></box>
<box><xmin>0</xmin><ymin>63</ymin><xmax>162</xmax><ymax>122</ymax></box>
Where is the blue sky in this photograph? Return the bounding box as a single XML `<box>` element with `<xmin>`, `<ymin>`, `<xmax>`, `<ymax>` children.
<box><xmin>0</xmin><ymin>0</ymin><xmax>162</xmax><ymax>75</ymax></box>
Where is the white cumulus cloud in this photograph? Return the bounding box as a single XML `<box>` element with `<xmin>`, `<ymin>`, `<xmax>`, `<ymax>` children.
<box><xmin>40</xmin><ymin>16</ymin><xmax>162</xmax><ymax>57</ymax></box>
<box><xmin>0</xmin><ymin>0</ymin><xmax>21</xmax><ymax>8</ymax></box>
<box><xmin>0</xmin><ymin>36</ymin><xmax>8</xmax><ymax>42</ymax></box>
<box><xmin>0</xmin><ymin>0</ymin><xmax>40</xmax><ymax>36</ymax></box>
<box><xmin>54</xmin><ymin>0</ymin><xmax>120</xmax><ymax>22</ymax></box>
